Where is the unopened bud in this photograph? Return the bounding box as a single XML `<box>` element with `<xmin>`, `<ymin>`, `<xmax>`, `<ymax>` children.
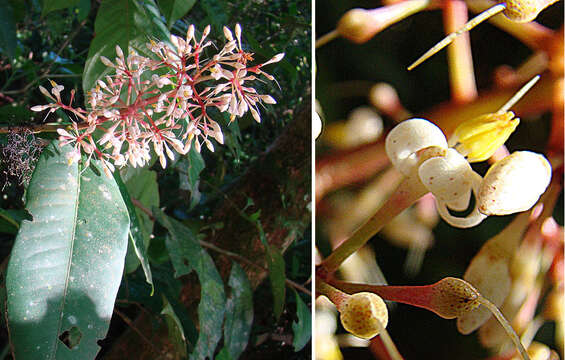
<box><xmin>478</xmin><ymin>151</ymin><xmax>551</xmax><ymax>216</ymax></box>
<box><xmin>339</xmin><ymin>292</ymin><xmax>388</xmax><ymax>339</ymax></box>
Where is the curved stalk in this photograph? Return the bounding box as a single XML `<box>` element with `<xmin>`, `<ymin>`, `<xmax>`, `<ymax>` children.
<box><xmin>478</xmin><ymin>296</ymin><xmax>531</xmax><ymax>360</ymax></box>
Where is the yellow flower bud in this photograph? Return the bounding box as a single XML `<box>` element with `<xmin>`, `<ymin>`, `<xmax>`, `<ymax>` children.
<box><xmin>339</xmin><ymin>292</ymin><xmax>388</xmax><ymax>339</ymax></box>
<box><xmin>450</xmin><ymin>111</ymin><xmax>519</xmax><ymax>163</ymax></box>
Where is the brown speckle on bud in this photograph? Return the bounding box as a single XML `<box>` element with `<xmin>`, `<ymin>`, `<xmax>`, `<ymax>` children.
<box><xmin>430</xmin><ymin>277</ymin><xmax>481</xmax><ymax>319</ymax></box>
<box><xmin>339</xmin><ymin>292</ymin><xmax>389</xmax><ymax>339</ymax></box>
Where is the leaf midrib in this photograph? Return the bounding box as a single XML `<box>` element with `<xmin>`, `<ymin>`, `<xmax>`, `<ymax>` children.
<box><xmin>51</xmin><ymin>162</ymin><xmax>81</xmax><ymax>358</ymax></box>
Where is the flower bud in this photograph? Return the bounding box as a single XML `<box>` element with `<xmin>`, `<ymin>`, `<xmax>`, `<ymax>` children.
<box><xmin>341</xmin><ymin>106</ymin><xmax>383</xmax><ymax>147</ymax></box>
<box><xmin>431</xmin><ymin>277</ymin><xmax>481</xmax><ymax>320</ymax></box>
<box><xmin>542</xmin><ymin>288</ymin><xmax>563</xmax><ymax>322</ymax></box>
<box><xmin>337</xmin><ymin>1</ymin><xmax>429</xmax><ymax>44</ymax></box>
<box><xmin>458</xmin><ymin>249</ymin><xmax>512</xmax><ymax>334</ymax></box>
<box><xmin>418</xmin><ymin>148</ymin><xmax>474</xmax><ymax>208</ymax></box>
<box><xmin>478</xmin><ymin>151</ymin><xmax>552</xmax><ymax>216</ymax></box>
<box><xmin>449</xmin><ymin>111</ymin><xmax>519</xmax><ymax>163</ymax></box>
<box><xmin>385</xmin><ymin>118</ymin><xmax>448</xmax><ymax>176</ymax></box>
<box><xmin>511</xmin><ymin>342</ymin><xmax>553</xmax><ymax>360</ymax></box>
<box><xmin>339</xmin><ymin>292</ymin><xmax>388</xmax><ymax>339</ymax></box>
<box><xmin>504</xmin><ymin>0</ymin><xmax>559</xmax><ymax>22</ymax></box>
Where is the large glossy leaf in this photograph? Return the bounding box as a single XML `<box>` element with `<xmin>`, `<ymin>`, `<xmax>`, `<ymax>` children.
<box><xmin>217</xmin><ymin>263</ymin><xmax>253</xmax><ymax>360</ymax></box>
<box><xmin>6</xmin><ymin>141</ymin><xmax>130</xmax><ymax>360</ymax></box>
<box><xmin>153</xmin><ymin>209</ymin><xmax>226</xmax><ymax>360</ymax></box>
<box><xmin>82</xmin><ymin>0</ymin><xmax>170</xmax><ymax>94</ymax></box>
<box><xmin>0</xmin><ymin>0</ymin><xmax>17</xmax><ymax>60</ymax></box>
<box><xmin>158</xmin><ymin>0</ymin><xmax>196</xmax><ymax>28</ymax></box>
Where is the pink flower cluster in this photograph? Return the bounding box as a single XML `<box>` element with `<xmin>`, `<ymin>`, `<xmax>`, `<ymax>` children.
<box><xmin>31</xmin><ymin>24</ymin><xmax>284</xmax><ymax>176</ymax></box>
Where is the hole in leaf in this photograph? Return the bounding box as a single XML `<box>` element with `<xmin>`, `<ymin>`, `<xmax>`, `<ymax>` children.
<box><xmin>58</xmin><ymin>326</ymin><xmax>82</xmax><ymax>349</ymax></box>
<box><xmin>22</xmin><ymin>209</ymin><xmax>33</xmax><ymax>221</ymax></box>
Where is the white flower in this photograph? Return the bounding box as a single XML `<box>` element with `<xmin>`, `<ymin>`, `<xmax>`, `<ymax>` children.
<box><xmin>477</xmin><ymin>151</ymin><xmax>551</xmax><ymax>216</ymax></box>
<box><xmin>385</xmin><ymin>118</ymin><xmax>551</xmax><ymax>228</ymax></box>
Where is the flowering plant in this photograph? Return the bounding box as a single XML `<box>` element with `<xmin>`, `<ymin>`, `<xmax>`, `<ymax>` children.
<box><xmin>32</xmin><ymin>24</ymin><xmax>284</xmax><ymax>175</ymax></box>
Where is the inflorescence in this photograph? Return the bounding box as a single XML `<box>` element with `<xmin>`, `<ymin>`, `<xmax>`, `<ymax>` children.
<box><xmin>31</xmin><ymin>24</ymin><xmax>284</xmax><ymax>176</ymax></box>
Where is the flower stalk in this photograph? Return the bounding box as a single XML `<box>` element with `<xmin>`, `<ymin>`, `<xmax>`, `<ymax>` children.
<box><xmin>319</xmin><ymin>169</ymin><xmax>429</xmax><ymax>274</ymax></box>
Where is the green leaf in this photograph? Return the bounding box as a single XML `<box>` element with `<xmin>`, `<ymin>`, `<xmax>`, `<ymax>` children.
<box><xmin>161</xmin><ymin>295</ymin><xmax>187</xmax><ymax>358</ymax></box>
<box><xmin>219</xmin><ymin>263</ymin><xmax>253</xmax><ymax>360</ymax></box>
<box><xmin>0</xmin><ymin>209</ymin><xmax>30</xmax><ymax>234</ymax></box>
<box><xmin>267</xmin><ymin>245</ymin><xmax>285</xmax><ymax>321</ymax></box>
<box><xmin>249</xmin><ymin>210</ymin><xmax>261</xmax><ymax>222</ymax></box>
<box><xmin>0</xmin><ymin>105</ymin><xmax>35</xmax><ymax>124</ymax></box>
<box><xmin>83</xmin><ymin>0</ymin><xmax>170</xmax><ymax>94</ymax></box>
<box><xmin>6</xmin><ymin>141</ymin><xmax>130</xmax><ymax>359</ymax></box>
<box><xmin>7</xmin><ymin>0</ymin><xmax>26</xmax><ymax>22</ymax></box>
<box><xmin>177</xmin><ymin>148</ymin><xmax>205</xmax><ymax>209</ymax></box>
<box><xmin>216</xmin><ymin>349</ymin><xmax>234</xmax><ymax>360</ymax></box>
<box><xmin>158</xmin><ymin>0</ymin><xmax>196</xmax><ymax>28</ymax></box>
<box><xmin>121</xmin><ymin>167</ymin><xmax>158</xmax><ymax>270</ymax></box>
<box><xmin>77</xmin><ymin>0</ymin><xmax>90</xmax><ymax>21</ymax></box>
<box><xmin>244</xmin><ymin>32</ymin><xmax>295</xmax><ymax>81</ymax></box>
<box><xmin>292</xmin><ymin>291</ymin><xmax>311</xmax><ymax>352</ymax></box>
<box><xmin>113</xmin><ymin>170</ymin><xmax>154</xmax><ymax>294</ymax></box>
<box><xmin>199</xmin><ymin>0</ymin><xmax>228</xmax><ymax>33</ymax></box>
<box><xmin>0</xmin><ymin>0</ymin><xmax>17</xmax><ymax>60</ymax></box>
<box><xmin>41</xmin><ymin>0</ymin><xmax>80</xmax><ymax>16</ymax></box>
<box><xmin>153</xmin><ymin>209</ymin><xmax>226</xmax><ymax>360</ymax></box>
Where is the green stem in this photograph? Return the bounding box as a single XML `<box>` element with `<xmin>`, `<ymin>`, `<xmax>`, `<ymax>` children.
<box><xmin>478</xmin><ymin>296</ymin><xmax>531</xmax><ymax>360</ymax></box>
<box><xmin>320</xmin><ymin>174</ymin><xmax>428</xmax><ymax>274</ymax></box>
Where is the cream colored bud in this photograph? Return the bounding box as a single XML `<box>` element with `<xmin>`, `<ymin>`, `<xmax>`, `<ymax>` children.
<box><xmin>313</xmin><ymin>111</ymin><xmax>323</xmax><ymax>140</ymax></box>
<box><xmin>339</xmin><ymin>292</ymin><xmax>388</xmax><ymax>339</ymax></box>
<box><xmin>458</xmin><ymin>250</ymin><xmax>512</xmax><ymax>334</ymax></box>
<box><xmin>186</xmin><ymin>25</ymin><xmax>195</xmax><ymax>41</ymax></box>
<box><xmin>418</xmin><ymin>148</ymin><xmax>474</xmax><ymax>205</ymax></box>
<box><xmin>235</xmin><ymin>23</ymin><xmax>242</xmax><ymax>40</ymax></box>
<box><xmin>203</xmin><ymin>25</ymin><xmax>211</xmax><ymax>39</ymax></box>
<box><xmin>504</xmin><ymin>0</ymin><xmax>559</xmax><ymax>22</ymax></box>
<box><xmin>223</xmin><ymin>26</ymin><xmax>233</xmax><ymax>41</ymax></box>
<box><xmin>385</xmin><ymin>118</ymin><xmax>448</xmax><ymax>176</ymax></box>
<box><xmin>31</xmin><ymin>104</ymin><xmax>50</xmax><ymax>112</ymax></box>
<box><xmin>478</xmin><ymin>151</ymin><xmax>552</xmax><ymax>216</ymax></box>
<box><xmin>343</xmin><ymin>106</ymin><xmax>383</xmax><ymax>146</ymax></box>
<box><xmin>115</xmin><ymin>45</ymin><xmax>124</xmax><ymax>59</ymax></box>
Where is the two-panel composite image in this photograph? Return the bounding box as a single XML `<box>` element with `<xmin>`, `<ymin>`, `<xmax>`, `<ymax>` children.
<box><xmin>0</xmin><ymin>0</ymin><xmax>562</xmax><ymax>359</ymax></box>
